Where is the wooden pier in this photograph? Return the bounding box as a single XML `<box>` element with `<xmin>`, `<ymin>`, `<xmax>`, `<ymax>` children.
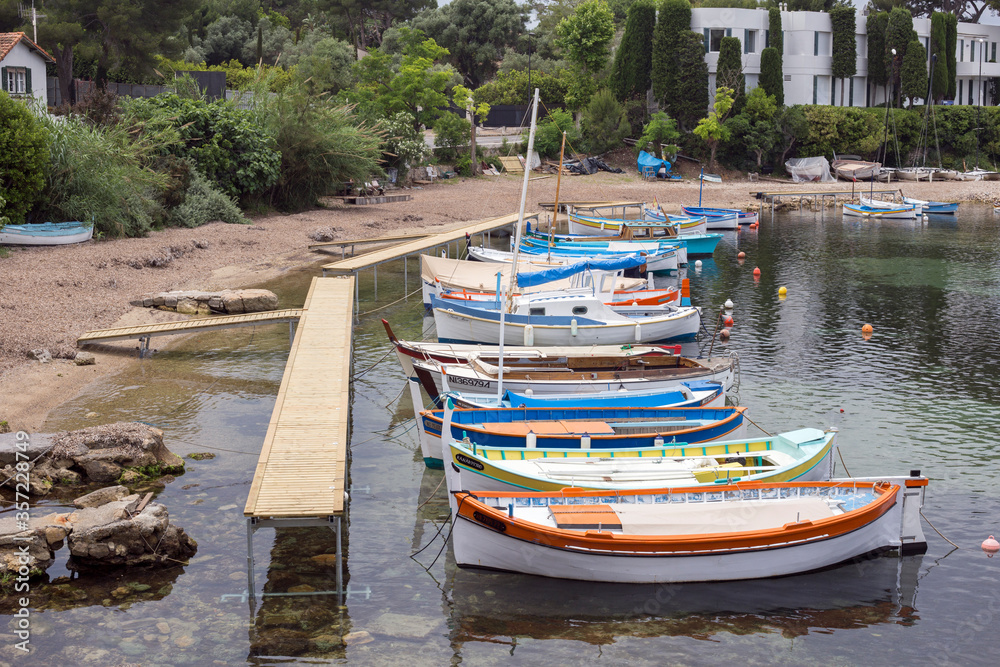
<box><xmin>321</xmin><ymin>213</ymin><xmax>522</xmax><ymax>313</ymax></box>
<box><xmin>78</xmin><ymin>309</ymin><xmax>305</xmax><ymax>356</ymax></box>
<box><xmin>752</xmin><ymin>188</ymin><xmax>901</xmax><ymax>221</ymax></box>
<box><xmin>244</xmin><ymin>276</ymin><xmax>355</xmax><ymax>603</ymax></box>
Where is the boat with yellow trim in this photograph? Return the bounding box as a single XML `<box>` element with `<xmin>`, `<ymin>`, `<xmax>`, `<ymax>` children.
<box><xmin>445</xmin><ymin>427</ymin><xmax>835</xmax><ymax>493</ymax></box>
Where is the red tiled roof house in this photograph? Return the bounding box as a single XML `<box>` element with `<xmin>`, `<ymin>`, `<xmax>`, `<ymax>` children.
<box><xmin>0</xmin><ymin>32</ymin><xmax>54</xmax><ymax>101</ymax></box>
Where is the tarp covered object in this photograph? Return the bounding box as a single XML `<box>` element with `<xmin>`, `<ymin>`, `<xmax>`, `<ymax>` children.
<box><xmin>516</xmin><ymin>254</ymin><xmax>645</xmax><ymax>288</ymax></box>
<box><xmin>784</xmin><ymin>157</ymin><xmax>835</xmax><ymax>182</ymax></box>
<box><xmin>637</xmin><ymin>150</ymin><xmax>672</xmax><ymax>177</ymax></box>
<box><xmin>421</xmin><ymin>255</ymin><xmax>644</xmax><ymax>294</ymax></box>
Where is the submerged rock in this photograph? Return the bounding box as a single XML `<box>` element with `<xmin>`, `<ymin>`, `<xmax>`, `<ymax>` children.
<box><xmin>0</xmin><ymin>512</ymin><xmax>71</xmax><ymax>575</ymax></box>
<box><xmin>130</xmin><ymin>288</ymin><xmax>279</xmax><ymax>314</ymax></box>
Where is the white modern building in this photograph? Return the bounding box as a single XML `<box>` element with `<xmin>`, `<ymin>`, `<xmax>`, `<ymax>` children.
<box><xmin>691</xmin><ymin>7</ymin><xmax>1000</xmax><ymax>108</ymax></box>
<box><xmin>0</xmin><ymin>32</ymin><xmax>53</xmax><ymax>102</ymax></box>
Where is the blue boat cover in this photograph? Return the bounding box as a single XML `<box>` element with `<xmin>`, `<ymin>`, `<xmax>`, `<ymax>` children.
<box><xmin>637</xmin><ymin>150</ymin><xmax>671</xmax><ymax>176</ymax></box>
<box><xmin>515</xmin><ymin>254</ymin><xmax>646</xmax><ymax>287</ymax></box>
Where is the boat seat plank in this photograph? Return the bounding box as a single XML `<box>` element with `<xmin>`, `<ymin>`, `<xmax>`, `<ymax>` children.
<box><xmin>549</xmin><ymin>504</ymin><xmax>623</xmax><ymax>530</ymax></box>
<box><xmin>613</xmin><ymin>497</ymin><xmax>837</xmax><ymax>535</ymax></box>
<box><xmin>479</xmin><ymin>420</ymin><xmax>616</xmax><ymax>436</ymax></box>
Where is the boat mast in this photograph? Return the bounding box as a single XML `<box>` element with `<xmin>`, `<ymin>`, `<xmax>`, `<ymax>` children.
<box><xmin>497</xmin><ymin>87</ymin><xmax>540</xmax><ymax>402</ymax></box>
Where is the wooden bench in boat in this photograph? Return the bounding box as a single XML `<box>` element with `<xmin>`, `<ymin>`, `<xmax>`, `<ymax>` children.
<box><xmin>481</xmin><ymin>420</ymin><xmax>616</xmax><ymax>436</ymax></box>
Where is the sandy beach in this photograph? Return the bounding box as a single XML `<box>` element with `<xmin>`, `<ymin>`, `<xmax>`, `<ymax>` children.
<box><xmin>2</xmin><ymin>172</ymin><xmax>998</xmax><ymax>431</ymax></box>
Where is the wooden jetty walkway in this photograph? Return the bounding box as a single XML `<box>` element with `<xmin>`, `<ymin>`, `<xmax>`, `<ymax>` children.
<box><xmin>751</xmin><ymin>188</ymin><xmax>901</xmax><ymax>220</ymax></box>
<box><xmin>78</xmin><ymin>309</ymin><xmax>305</xmax><ymax>356</ymax></box>
<box><xmin>321</xmin><ymin>212</ymin><xmax>521</xmax><ymax>313</ymax></box>
<box><xmin>243</xmin><ymin>276</ymin><xmax>354</xmax><ymax>603</ymax></box>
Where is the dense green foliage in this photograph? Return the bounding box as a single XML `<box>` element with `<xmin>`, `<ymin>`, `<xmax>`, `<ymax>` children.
<box><xmin>380</xmin><ymin>112</ymin><xmax>430</xmax><ymax>181</ymax></box>
<box><xmin>556</xmin><ymin>0</ymin><xmax>616</xmax><ymax>75</ymax></box>
<box><xmin>651</xmin><ymin>0</ymin><xmax>692</xmax><ymax>119</ymax></box>
<box><xmin>945</xmin><ymin>13</ymin><xmax>958</xmax><ymax>99</ymax></box>
<box><xmin>673</xmin><ymin>31</ymin><xmax>709</xmax><ymax>132</ymax></box>
<box><xmin>473</xmin><ymin>69</ymin><xmax>570</xmax><ymax>105</ymax></box>
<box><xmin>885</xmin><ymin>7</ymin><xmax>914</xmax><ymax>107</ymax></box>
<box><xmin>610</xmin><ymin>0</ymin><xmax>656</xmax><ymax>103</ymax></box>
<box><xmin>693</xmin><ymin>86</ymin><xmax>734</xmax><ymax>170</ymax></box>
<box><xmin>636</xmin><ymin>111</ymin><xmax>680</xmax><ymax>159</ymax></box>
<box><xmin>154</xmin><ymin>57</ymin><xmax>295</xmax><ymax>92</ymax></box>
<box><xmin>768</xmin><ymin>7</ymin><xmax>782</xmax><ymax>62</ymax></box>
<box><xmin>759</xmin><ymin>47</ymin><xmax>783</xmax><ymax>107</ymax></box>
<box><xmin>168</xmin><ymin>166</ymin><xmax>248</xmax><ymax>227</ymax></box>
<box><xmin>528</xmin><ymin>109</ymin><xmax>582</xmax><ymax>159</ymax></box>
<box><xmin>866</xmin><ymin>12</ymin><xmax>889</xmax><ymax>89</ymax></box>
<box><xmin>0</xmin><ymin>92</ymin><xmax>48</xmax><ymax>224</ymax></box>
<box><xmin>123</xmin><ymin>94</ymin><xmax>280</xmax><ymax>204</ymax></box>
<box><xmin>715</xmin><ymin>37</ymin><xmax>744</xmax><ymax>111</ymax></box>
<box><xmin>581</xmin><ymin>89</ymin><xmax>629</xmax><ymax>154</ymax></box>
<box><xmin>724</xmin><ymin>87</ymin><xmax>780</xmax><ymax>169</ymax></box>
<box><xmin>411</xmin><ymin>0</ymin><xmax>526</xmax><ymax>87</ymax></box>
<box><xmin>830</xmin><ymin>6</ymin><xmax>856</xmax><ymax>106</ymax></box>
<box><xmin>901</xmin><ymin>39</ymin><xmax>928</xmax><ymax>107</ymax></box>
<box><xmin>930</xmin><ymin>12</ymin><xmax>949</xmax><ymax>102</ymax></box>
<box><xmin>433</xmin><ymin>111</ymin><xmax>472</xmax><ymax>161</ymax></box>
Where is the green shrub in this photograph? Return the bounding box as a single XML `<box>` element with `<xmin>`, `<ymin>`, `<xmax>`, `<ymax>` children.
<box><xmin>169</xmin><ymin>167</ymin><xmax>248</xmax><ymax>227</ymax></box>
<box><xmin>381</xmin><ymin>111</ymin><xmax>430</xmax><ymax>181</ymax></box>
<box><xmin>122</xmin><ymin>94</ymin><xmax>280</xmax><ymax>204</ymax></box>
<box><xmin>473</xmin><ymin>69</ymin><xmax>571</xmax><ymax>106</ymax></box>
<box><xmin>0</xmin><ymin>92</ymin><xmax>48</xmax><ymax>224</ymax></box>
<box><xmin>256</xmin><ymin>83</ymin><xmax>384</xmax><ymax>210</ymax></box>
<box><xmin>154</xmin><ymin>56</ymin><xmax>295</xmax><ymax>92</ymax></box>
<box><xmin>433</xmin><ymin>111</ymin><xmax>471</xmax><ymax>162</ymax></box>
<box><xmin>35</xmin><ymin>115</ymin><xmax>167</xmax><ymax>237</ymax></box>
<box><xmin>581</xmin><ymin>89</ymin><xmax>629</xmax><ymax>154</ymax></box>
<box><xmin>527</xmin><ymin>108</ymin><xmax>582</xmax><ymax>159</ymax></box>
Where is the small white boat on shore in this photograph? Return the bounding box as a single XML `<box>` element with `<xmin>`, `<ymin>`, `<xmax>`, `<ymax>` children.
<box><xmin>0</xmin><ymin>221</ymin><xmax>94</xmax><ymax>246</ymax></box>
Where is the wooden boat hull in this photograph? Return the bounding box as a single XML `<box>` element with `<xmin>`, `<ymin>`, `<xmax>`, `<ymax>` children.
<box><xmin>444</xmin><ymin>428</ymin><xmax>835</xmax><ymax>492</ymax></box>
<box><xmin>451</xmin><ymin>477</ymin><xmax>928</xmax><ymax>583</ymax></box>
<box><xmin>567</xmin><ymin>211</ymin><xmax>708</xmax><ymax>237</ymax></box>
<box><xmin>0</xmin><ymin>222</ymin><xmax>94</xmax><ymax>246</ymax></box>
<box><xmin>411</xmin><ymin>354</ymin><xmax>735</xmax><ymax>403</ymax></box>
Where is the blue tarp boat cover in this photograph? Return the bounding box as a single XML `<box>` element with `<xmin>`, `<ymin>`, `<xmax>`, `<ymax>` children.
<box><xmin>516</xmin><ymin>254</ymin><xmax>645</xmax><ymax>287</ymax></box>
<box><xmin>637</xmin><ymin>151</ymin><xmax>671</xmax><ymax>177</ymax></box>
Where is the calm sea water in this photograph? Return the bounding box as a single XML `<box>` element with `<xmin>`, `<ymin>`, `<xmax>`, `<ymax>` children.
<box><xmin>6</xmin><ymin>205</ymin><xmax>1000</xmax><ymax>665</ymax></box>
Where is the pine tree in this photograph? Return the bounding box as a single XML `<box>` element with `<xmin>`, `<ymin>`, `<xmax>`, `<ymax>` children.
<box><xmin>611</xmin><ymin>0</ymin><xmax>656</xmax><ymax>102</ymax></box>
<box><xmin>652</xmin><ymin>0</ymin><xmax>692</xmax><ymax>113</ymax></box>
<box><xmin>930</xmin><ymin>12</ymin><xmax>948</xmax><ymax>102</ymax></box>
<box><xmin>901</xmin><ymin>38</ymin><xmax>928</xmax><ymax>107</ymax></box>
<box><xmin>830</xmin><ymin>6</ymin><xmax>856</xmax><ymax>107</ymax></box>
<box><xmin>674</xmin><ymin>31</ymin><xmax>708</xmax><ymax>132</ymax></box>
<box><xmin>759</xmin><ymin>47</ymin><xmax>783</xmax><ymax>106</ymax></box>
<box><xmin>716</xmin><ymin>36</ymin><xmax>744</xmax><ymax>112</ymax></box>
<box><xmin>944</xmin><ymin>12</ymin><xmax>958</xmax><ymax>100</ymax></box>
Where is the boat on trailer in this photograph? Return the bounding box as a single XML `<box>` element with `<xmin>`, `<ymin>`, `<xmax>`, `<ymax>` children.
<box><xmin>450</xmin><ymin>474</ymin><xmax>929</xmax><ymax>583</ymax></box>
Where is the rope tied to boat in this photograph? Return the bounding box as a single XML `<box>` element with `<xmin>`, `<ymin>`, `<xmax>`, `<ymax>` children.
<box><xmin>920</xmin><ymin>509</ymin><xmax>961</xmax><ymax>549</ymax></box>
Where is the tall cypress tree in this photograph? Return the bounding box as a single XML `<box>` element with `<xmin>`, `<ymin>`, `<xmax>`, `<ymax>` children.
<box><xmin>867</xmin><ymin>12</ymin><xmax>888</xmax><ymax>103</ymax></box>
<box><xmin>611</xmin><ymin>0</ymin><xmax>657</xmax><ymax>102</ymax></box>
<box><xmin>901</xmin><ymin>38</ymin><xmax>927</xmax><ymax>107</ymax></box>
<box><xmin>930</xmin><ymin>12</ymin><xmax>948</xmax><ymax>102</ymax></box>
<box><xmin>652</xmin><ymin>0</ymin><xmax>692</xmax><ymax>114</ymax></box>
<box><xmin>830</xmin><ymin>6</ymin><xmax>856</xmax><ymax>107</ymax></box>
<box><xmin>944</xmin><ymin>12</ymin><xmax>957</xmax><ymax>100</ymax></box>
<box><xmin>884</xmin><ymin>7</ymin><xmax>913</xmax><ymax>108</ymax></box>
<box><xmin>674</xmin><ymin>31</ymin><xmax>708</xmax><ymax>131</ymax></box>
<box><xmin>759</xmin><ymin>47</ymin><xmax>783</xmax><ymax>106</ymax></box>
<box><xmin>716</xmin><ymin>36</ymin><xmax>744</xmax><ymax>112</ymax></box>
<box><xmin>768</xmin><ymin>7</ymin><xmax>783</xmax><ymax>64</ymax></box>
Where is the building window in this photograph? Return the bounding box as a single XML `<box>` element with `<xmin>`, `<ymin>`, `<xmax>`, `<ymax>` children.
<box><xmin>709</xmin><ymin>28</ymin><xmax>725</xmax><ymax>52</ymax></box>
<box><xmin>831</xmin><ymin>77</ymin><xmax>835</xmax><ymax>104</ymax></box>
<box><xmin>960</xmin><ymin>39</ymin><xmax>964</xmax><ymax>62</ymax></box>
<box><xmin>745</xmin><ymin>29</ymin><xmax>756</xmax><ymax>54</ymax></box>
<box><xmin>959</xmin><ymin>79</ymin><xmax>963</xmax><ymax>103</ymax></box>
<box><xmin>850</xmin><ymin>77</ymin><xmax>855</xmax><ymax>106</ymax></box>
<box><xmin>814</xmin><ymin>31</ymin><xmax>819</xmax><ymax>56</ymax></box>
<box><xmin>765</xmin><ymin>30</ymin><xmax>769</xmax><ymax>48</ymax></box>
<box><xmin>3</xmin><ymin>67</ymin><xmax>26</xmax><ymax>94</ymax></box>
<box><xmin>813</xmin><ymin>75</ymin><xmax>818</xmax><ymax>105</ymax></box>
<box><xmin>970</xmin><ymin>79</ymin><xmax>974</xmax><ymax>105</ymax></box>
<box><xmin>993</xmin><ymin>42</ymin><xmax>997</xmax><ymax>62</ymax></box>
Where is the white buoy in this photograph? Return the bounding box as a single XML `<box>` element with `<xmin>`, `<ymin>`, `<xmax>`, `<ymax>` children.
<box><xmin>580</xmin><ymin>433</ymin><xmax>591</xmax><ymax>450</ymax></box>
<box><xmin>526</xmin><ymin>430</ymin><xmax>537</xmax><ymax>449</ymax></box>
<box><xmin>724</xmin><ymin>298</ymin><xmax>734</xmax><ymax>310</ymax></box>
<box><xmin>695</xmin><ymin>260</ymin><xmax>703</xmax><ymax>268</ymax></box>
<box><xmin>523</xmin><ymin>324</ymin><xmax>534</xmax><ymax>346</ymax></box>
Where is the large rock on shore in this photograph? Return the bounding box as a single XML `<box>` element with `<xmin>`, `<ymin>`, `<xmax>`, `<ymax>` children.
<box><xmin>130</xmin><ymin>289</ymin><xmax>279</xmax><ymax>314</ymax></box>
<box><xmin>0</xmin><ymin>423</ymin><xmax>185</xmax><ymax>496</ymax></box>
<box><xmin>0</xmin><ymin>490</ymin><xmax>197</xmax><ymax>575</ymax></box>
<box><xmin>66</xmin><ymin>496</ymin><xmax>198</xmax><ymax>568</ymax></box>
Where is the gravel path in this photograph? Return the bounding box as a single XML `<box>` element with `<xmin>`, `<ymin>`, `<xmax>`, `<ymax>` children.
<box><xmin>1</xmin><ymin>172</ymin><xmax>997</xmax><ymax>382</ymax></box>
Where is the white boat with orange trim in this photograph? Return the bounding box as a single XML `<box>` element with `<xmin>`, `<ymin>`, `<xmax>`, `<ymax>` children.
<box><xmin>445</xmin><ymin>427</ymin><xmax>836</xmax><ymax>492</ymax></box>
<box><xmin>843</xmin><ymin>203</ymin><xmax>917</xmax><ymax>219</ymax></box>
<box><xmin>450</xmin><ymin>474</ymin><xmax>929</xmax><ymax>583</ymax></box>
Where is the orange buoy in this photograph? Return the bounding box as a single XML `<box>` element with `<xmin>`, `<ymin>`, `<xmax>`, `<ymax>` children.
<box><xmin>752</xmin><ymin>267</ymin><xmax>761</xmax><ymax>276</ymax></box>
<box><xmin>719</xmin><ymin>328</ymin><xmax>731</xmax><ymax>341</ymax></box>
<box><xmin>737</xmin><ymin>251</ymin><xmax>746</xmax><ymax>259</ymax></box>
<box><xmin>722</xmin><ymin>315</ymin><xmax>734</xmax><ymax>328</ymax></box>
<box><xmin>862</xmin><ymin>323</ymin><xmax>873</xmax><ymax>334</ymax></box>
<box><xmin>983</xmin><ymin>535</ymin><xmax>1000</xmax><ymax>556</ymax></box>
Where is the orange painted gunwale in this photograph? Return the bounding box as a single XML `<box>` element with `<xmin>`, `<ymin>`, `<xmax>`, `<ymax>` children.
<box><xmin>455</xmin><ymin>480</ymin><xmax>899</xmax><ymax>555</ymax></box>
<box><xmin>438</xmin><ymin>287</ymin><xmax>680</xmax><ymax>307</ymax></box>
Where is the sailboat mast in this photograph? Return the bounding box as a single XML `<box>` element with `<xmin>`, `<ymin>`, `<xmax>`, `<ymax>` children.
<box><xmin>497</xmin><ymin>88</ymin><xmax>539</xmax><ymax>402</ymax></box>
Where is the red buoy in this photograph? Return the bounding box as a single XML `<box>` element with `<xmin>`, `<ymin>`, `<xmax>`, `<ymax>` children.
<box><xmin>753</xmin><ymin>267</ymin><xmax>761</xmax><ymax>276</ymax></box>
<box><xmin>722</xmin><ymin>315</ymin><xmax>734</xmax><ymax>327</ymax></box>
<box><xmin>738</xmin><ymin>251</ymin><xmax>746</xmax><ymax>259</ymax></box>
<box><xmin>983</xmin><ymin>535</ymin><xmax>1000</xmax><ymax>556</ymax></box>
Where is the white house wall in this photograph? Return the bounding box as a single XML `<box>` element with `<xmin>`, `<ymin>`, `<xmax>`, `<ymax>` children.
<box><xmin>1</xmin><ymin>40</ymin><xmax>48</xmax><ymax>101</ymax></box>
<box><xmin>690</xmin><ymin>7</ymin><xmax>1000</xmax><ymax>110</ymax></box>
